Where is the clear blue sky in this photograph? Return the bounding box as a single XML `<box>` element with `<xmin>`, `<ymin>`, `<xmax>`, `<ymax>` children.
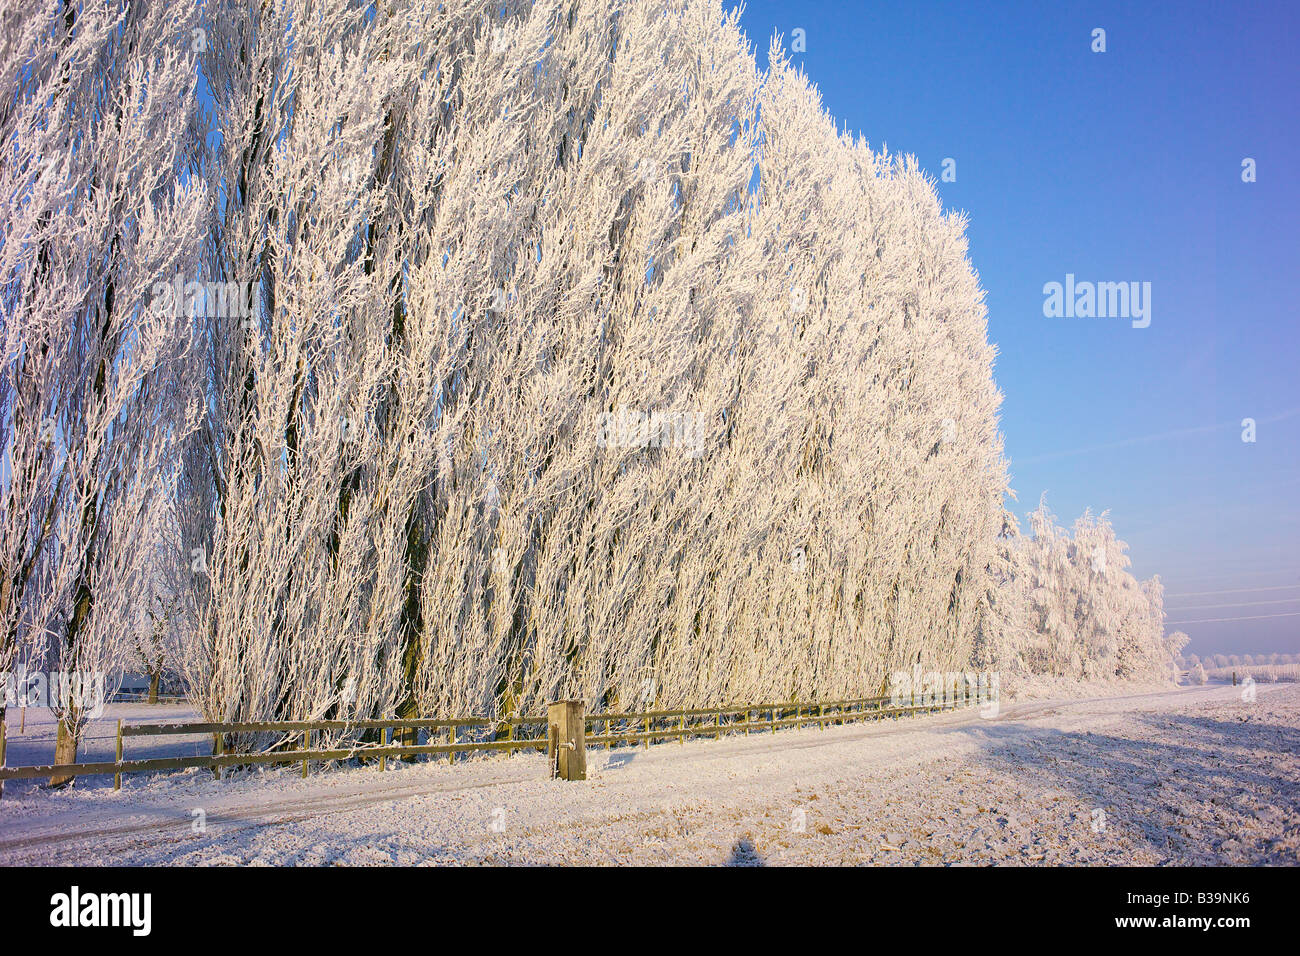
<box><xmin>732</xmin><ymin>0</ymin><xmax>1300</xmax><ymax>657</ymax></box>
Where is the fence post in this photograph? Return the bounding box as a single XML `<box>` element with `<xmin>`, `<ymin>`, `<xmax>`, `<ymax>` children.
<box><xmin>679</xmin><ymin>711</ymin><xmax>685</xmax><ymax>745</ymax></box>
<box><xmin>547</xmin><ymin>700</ymin><xmax>586</xmax><ymax>781</ymax></box>
<box><xmin>818</xmin><ymin>704</ymin><xmax>825</xmax><ymax>731</ymax></box>
<box><xmin>0</xmin><ymin>717</ymin><xmax>6</xmax><ymax>800</ymax></box>
<box><xmin>379</xmin><ymin>725</ymin><xmax>388</xmax><ymax>774</ymax></box>
<box><xmin>770</xmin><ymin>706</ymin><xmax>776</xmax><ymax>734</ymax></box>
<box><xmin>643</xmin><ymin>715</ymin><xmax>649</xmax><ymax>750</ymax></box>
<box><xmin>448</xmin><ymin>724</ymin><xmax>456</xmax><ymax>764</ymax></box>
<box><xmin>301</xmin><ymin>729</ymin><xmax>310</xmax><ymax>778</ymax></box>
<box><xmin>114</xmin><ymin>719</ymin><xmax>123</xmax><ymax>791</ymax></box>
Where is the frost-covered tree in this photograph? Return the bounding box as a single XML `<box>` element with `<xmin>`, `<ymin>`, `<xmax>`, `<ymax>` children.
<box><xmin>15</xmin><ymin>0</ymin><xmax>1164</xmax><ymax>754</ymax></box>
<box><xmin>1165</xmin><ymin>630</ymin><xmax>1190</xmax><ymax>682</ymax></box>
<box><xmin>180</xmin><ymin>0</ymin><xmax>478</xmax><ymax>747</ymax></box>
<box><xmin>980</xmin><ymin>499</ymin><xmax>1179</xmax><ymax>683</ymax></box>
<box><xmin>0</xmin><ymin>0</ymin><xmax>206</xmax><ymax>774</ymax></box>
<box><xmin>134</xmin><ymin>532</ymin><xmax>187</xmax><ymax>704</ymax></box>
<box><xmin>176</xmin><ymin>0</ymin><xmax>1016</xmax><ymax>741</ymax></box>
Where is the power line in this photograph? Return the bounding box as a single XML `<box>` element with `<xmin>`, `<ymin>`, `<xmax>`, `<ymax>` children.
<box><xmin>1166</xmin><ymin>610</ymin><xmax>1300</xmax><ymax>626</ymax></box>
<box><xmin>1164</xmin><ymin>597</ymin><xmax>1300</xmax><ymax>611</ymax></box>
<box><xmin>1156</xmin><ymin>566</ymin><xmax>1300</xmax><ymax>584</ymax></box>
<box><xmin>1165</xmin><ymin>584</ymin><xmax>1300</xmax><ymax>598</ymax></box>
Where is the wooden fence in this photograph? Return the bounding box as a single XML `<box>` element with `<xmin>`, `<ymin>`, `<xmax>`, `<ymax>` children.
<box><xmin>0</xmin><ymin>688</ymin><xmax>987</xmax><ymax>794</ymax></box>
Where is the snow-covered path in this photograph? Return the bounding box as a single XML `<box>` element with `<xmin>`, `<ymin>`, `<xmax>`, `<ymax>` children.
<box><xmin>2</xmin><ymin>683</ymin><xmax>1297</xmax><ymax>865</ymax></box>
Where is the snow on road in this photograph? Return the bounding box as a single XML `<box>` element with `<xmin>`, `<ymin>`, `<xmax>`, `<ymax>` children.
<box><xmin>1</xmin><ymin>683</ymin><xmax>1296</xmax><ymax>865</ymax></box>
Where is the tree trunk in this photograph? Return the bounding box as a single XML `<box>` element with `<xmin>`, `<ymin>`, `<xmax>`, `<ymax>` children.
<box><xmin>148</xmin><ymin>672</ymin><xmax>160</xmax><ymax>705</ymax></box>
<box><xmin>50</xmin><ymin>718</ymin><xmax>78</xmax><ymax>787</ymax></box>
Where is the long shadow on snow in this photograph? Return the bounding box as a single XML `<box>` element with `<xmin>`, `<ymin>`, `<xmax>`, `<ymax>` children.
<box><xmin>947</xmin><ymin>712</ymin><xmax>1298</xmax><ymax>859</ymax></box>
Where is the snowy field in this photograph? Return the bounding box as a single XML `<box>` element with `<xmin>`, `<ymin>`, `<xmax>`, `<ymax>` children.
<box><xmin>1</xmin><ymin>682</ymin><xmax>1296</xmax><ymax>865</ymax></box>
<box><xmin>2</xmin><ymin>703</ymin><xmax>205</xmax><ymax>781</ymax></box>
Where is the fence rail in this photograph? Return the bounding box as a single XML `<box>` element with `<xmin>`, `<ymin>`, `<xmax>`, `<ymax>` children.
<box><xmin>109</xmin><ymin>693</ymin><xmax>189</xmax><ymax>704</ymax></box>
<box><xmin>0</xmin><ymin>689</ymin><xmax>987</xmax><ymax>793</ymax></box>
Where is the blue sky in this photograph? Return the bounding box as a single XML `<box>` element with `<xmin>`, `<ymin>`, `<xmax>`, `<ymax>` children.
<box><xmin>732</xmin><ymin>0</ymin><xmax>1300</xmax><ymax>657</ymax></box>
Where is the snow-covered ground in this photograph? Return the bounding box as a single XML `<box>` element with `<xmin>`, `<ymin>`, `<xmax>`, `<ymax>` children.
<box><xmin>1</xmin><ymin>682</ymin><xmax>1296</xmax><ymax>865</ymax></box>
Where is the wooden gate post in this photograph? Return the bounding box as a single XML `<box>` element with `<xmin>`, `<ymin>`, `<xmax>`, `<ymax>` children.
<box><xmin>547</xmin><ymin>700</ymin><xmax>586</xmax><ymax>781</ymax></box>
